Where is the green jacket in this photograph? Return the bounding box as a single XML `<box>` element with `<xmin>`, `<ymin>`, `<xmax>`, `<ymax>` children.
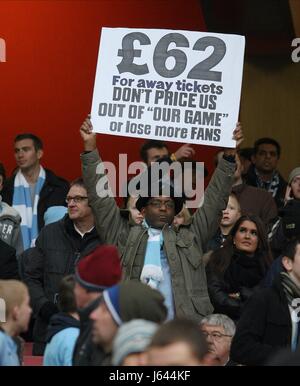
<box><xmin>81</xmin><ymin>149</ymin><xmax>235</xmax><ymax>322</ymax></box>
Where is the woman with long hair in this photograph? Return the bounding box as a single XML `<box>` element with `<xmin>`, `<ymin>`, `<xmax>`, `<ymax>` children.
<box><xmin>206</xmin><ymin>215</ymin><xmax>272</xmax><ymax>320</ymax></box>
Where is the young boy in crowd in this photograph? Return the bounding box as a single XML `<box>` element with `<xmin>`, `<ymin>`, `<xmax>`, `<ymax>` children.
<box><xmin>0</xmin><ymin>280</ymin><xmax>32</xmax><ymax>365</ymax></box>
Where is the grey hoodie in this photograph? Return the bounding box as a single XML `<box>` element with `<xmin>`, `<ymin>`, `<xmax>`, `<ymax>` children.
<box><xmin>0</xmin><ymin>196</ymin><xmax>23</xmax><ymax>256</ymax></box>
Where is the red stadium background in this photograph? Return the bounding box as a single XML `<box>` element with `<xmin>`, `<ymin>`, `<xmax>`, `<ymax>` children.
<box><xmin>0</xmin><ymin>0</ymin><xmax>219</xmax><ymax>192</ymax></box>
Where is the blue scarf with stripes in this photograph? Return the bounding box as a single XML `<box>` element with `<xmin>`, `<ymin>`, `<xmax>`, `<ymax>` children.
<box><xmin>12</xmin><ymin>167</ymin><xmax>46</xmax><ymax>249</ymax></box>
<box><xmin>140</xmin><ymin>220</ymin><xmax>164</xmax><ymax>289</ymax></box>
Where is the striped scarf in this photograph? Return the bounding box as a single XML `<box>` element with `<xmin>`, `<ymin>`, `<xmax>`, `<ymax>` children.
<box><xmin>140</xmin><ymin>220</ymin><xmax>164</xmax><ymax>289</ymax></box>
<box><xmin>280</xmin><ymin>272</ymin><xmax>300</xmax><ymax>351</ymax></box>
<box><xmin>12</xmin><ymin>167</ymin><xmax>46</xmax><ymax>249</ymax></box>
<box><xmin>255</xmin><ymin>168</ymin><xmax>280</xmax><ymax>198</ymax></box>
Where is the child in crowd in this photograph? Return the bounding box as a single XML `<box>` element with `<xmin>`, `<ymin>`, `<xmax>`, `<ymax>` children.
<box><xmin>43</xmin><ymin>275</ymin><xmax>80</xmax><ymax>366</ymax></box>
<box><xmin>0</xmin><ymin>280</ymin><xmax>32</xmax><ymax>366</ymax></box>
<box><xmin>206</xmin><ymin>193</ymin><xmax>241</xmax><ymax>252</ymax></box>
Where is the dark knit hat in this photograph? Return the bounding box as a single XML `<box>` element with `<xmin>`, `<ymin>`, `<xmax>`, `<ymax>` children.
<box><xmin>75</xmin><ymin>245</ymin><xmax>122</xmax><ymax>292</ymax></box>
<box><xmin>280</xmin><ymin>199</ymin><xmax>300</xmax><ymax>239</ymax></box>
<box><xmin>103</xmin><ymin>281</ymin><xmax>167</xmax><ymax>325</ymax></box>
<box><xmin>134</xmin><ymin>160</ymin><xmax>185</xmax><ymax>215</ymax></box>
<box><xmin>135</xmin><ymin>178</ymin><xmax>185</xmax><ymax>215</ymax></box>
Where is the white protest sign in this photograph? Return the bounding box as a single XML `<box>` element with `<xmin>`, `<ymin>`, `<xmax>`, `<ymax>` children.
<box><xmin>91</xmin><ymin>27</ymin><xmax>245</xmax><ymax>147</ymax></box>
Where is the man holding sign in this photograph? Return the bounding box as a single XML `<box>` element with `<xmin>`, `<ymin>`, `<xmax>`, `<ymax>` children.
<box><xmin>79</xmin><ymin>26</ymin><xmax>244</xmax><ymax>321</ymax></box>
<box><xmin>79</xmin><ymin>116</ymin><xmax>243</xmax><ymax>322</ymax></box>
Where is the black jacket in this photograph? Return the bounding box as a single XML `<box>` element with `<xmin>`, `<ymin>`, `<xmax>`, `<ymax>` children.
<box><xmin>230</xmin><ymin>276</ymin><xmax>292</xmax><ymax>366</ymax></box>
<box><xmin>206</xmin><ymin>249</ymin><xmax>267</xmax><ymax>320</ymax></box>
<box><xmin>267</xmin><ymin>346</ymin><xmax>300</xmax><ymax>366</ymax></box>
<box><xmin>0</xmin><ymin>238</ymin><xmax>19</xmax><ymax>280</ymax></box>
<box><xmin>72</xmin><ymin>296</ymin><xmax>105</xmax><ymax>366</ymax></box>
<box><xmin>244</xmin><ymin>164</ymin><xmax>287</xmax><ymax>210</ymax></box>
<box><xmin>22</xmin><ymin>215</ymin><xmax>102</xmax><ymax>355</ymax></box>
<box><xmin>1</xmin><ymin>168</ymin><xmax>69</xmax><ymax>232</ymax></box>
<box><xmin>206</xmin><ymin>229</ymin><xmax>228</xmax><ymax>252</ymax></box>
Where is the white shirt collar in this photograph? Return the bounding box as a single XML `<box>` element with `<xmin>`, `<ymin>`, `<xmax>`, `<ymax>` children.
<box><xmin>73</xmin><ymin>224</ymin><xmax>94</xmax><ymax>238</ymax></box>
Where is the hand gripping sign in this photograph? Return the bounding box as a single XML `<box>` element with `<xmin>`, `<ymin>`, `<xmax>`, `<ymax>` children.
<box><xmin>91</xmin><ymin>28</ymin><xmax>245</xmax><ymax>148</ymax></box>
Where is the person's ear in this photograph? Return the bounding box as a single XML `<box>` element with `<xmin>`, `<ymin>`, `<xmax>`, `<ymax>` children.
<box><xmin>11</xmin><ymin>305</ymin><xmax>19</xmax><ymax>322</ymax></box>
<box><xmin>141</xmin><ymin>207</ymin><xmax>146</xmax><ymax>216</ymax></box>
<box><xmin>282</xmin><ymin>255</ymin><xmax>293</xmax><ymax>272</ymax></box>
<box><xmin>37</xmin><ymin>149</ymin><xmax>44</xmax><ymax>160</ymax></box>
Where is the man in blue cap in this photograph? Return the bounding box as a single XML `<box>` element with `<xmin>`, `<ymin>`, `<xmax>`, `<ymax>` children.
<box><xmin>90</xmin><ymin>281</ymin><xmax>167</xmax><ymax>365</ymax></box>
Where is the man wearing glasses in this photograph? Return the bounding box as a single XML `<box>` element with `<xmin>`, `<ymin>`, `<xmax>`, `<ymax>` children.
<box><xmin>23</xmin><ymin>177</ymin><xmax>102</xmax><ymax>355</ymax></box>
<box><xmin>200</xmin><ymin>313</ymin><xmax>236</xmax><ymax>366</ymax></box>
<box><xmin>80</xmin><ymin>116</ymin><xmax>243</xmax><ymax>323</ymax></box>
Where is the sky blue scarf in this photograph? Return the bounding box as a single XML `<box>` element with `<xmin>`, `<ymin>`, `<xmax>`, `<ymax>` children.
<box><xmin>12</xmin><ymin>167</ymin><xmax>45</xmax><ymax>249</ymax></box>
<box><xmin>140</xmin><ymin>220</ymin><xmax>164</xmax><ymax>289</ymax></box>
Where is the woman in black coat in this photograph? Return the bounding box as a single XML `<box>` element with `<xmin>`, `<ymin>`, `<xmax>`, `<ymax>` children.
<box><xmin>206</xmin><ymin>215</ymin><xmax>272</xmax><ymax>320</ymax></box>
